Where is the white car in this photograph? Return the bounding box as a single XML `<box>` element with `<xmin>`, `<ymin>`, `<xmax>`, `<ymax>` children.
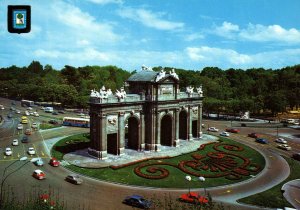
<box><xmin>28</xmin><ymin>147</ymin><xmax>36</xmax><ymax>155</ymax></box>
<box><xmin>275</xmin><ymin>138</ymin><xmax>287</xmax><ymax>144</ymax></box>
<box><xmin>25</xmin><ymin>111</ymin><xmax>30</xmax><ymax>116</ymax></box>
<box><xmin>12</xmin><ymin>139</ymin><xmax>19</xmax><ymax>146</ymax></box>
<box><xmin>5</xmin><ymin>147</ymin><xmax>12</xmax><ymax>156</ymax></box>
<box><xmin>33</xmin><ymin>112</ymin><xmax>39</xmax><ymax>117</ymax></box>
<box><xmin>31</xmin><ymin>122</ymin><xmax>38</xmax><ymax>129</ymax></box>
<box><xmin>220</xmin><ymin>131</ymin><xmax>230</xmax><ymax>137</ymax></box>
<box><xmin>27</xmin><ymin>107</ymin><xmax>33</xmax><ymax>110</ymax></box>
<box><xmin>278</xmin><ymin>144</ymin><xmax>292</xmax><ymax>151</ymax></box>
<box><xmin>17</xmin><ymin>124</ymin><xmax>23</xmax><ymax>130</ymax></box>
<box><xmin>16</xmin><ymin>110</ymin><xmax>21</xmax><ymax>114</ymax></box>
<box><xmin>207</xmin><ymin>127</ymin><xmax>219</xmax><ymax>132</ymax></box>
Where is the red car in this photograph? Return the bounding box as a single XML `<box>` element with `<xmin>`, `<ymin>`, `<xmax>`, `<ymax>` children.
<box><xmin>33</xmin><ymin>169</ymin><xmax>45</xmax><ymax>180</ymax></box>
<box><xmin>225</xmin><ymin>128</ymin><xmax>240</xmax><ymax>133</ymax></box>
<box><xmin>49</xmin><ymin>157</ymin><xmax>60</xmax><ymax>167</ymax></box>
<box><xmin>248</xmin><ymin>133</ymin><xmax>259</xmax><ymax>138</ymax></box>
<box><xmin>179</xmin><ymin>192</ymin><xmax>208</xmax><ymax>204</ymax></box>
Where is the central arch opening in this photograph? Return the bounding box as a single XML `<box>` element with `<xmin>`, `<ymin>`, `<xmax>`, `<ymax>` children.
<box><xmin>160</xmin><ymin>114</ymin><xmax>173</xmax><ymax>146</ymax></box>
<box><xmin>179</xmin><ymin>111</ymin><xmax>188</xmax><ymax>140</ymax></box>
<box><xmin>127</xmin><ymin>117</ymin><xmax>139</xmax><ymax>150</ymax></box>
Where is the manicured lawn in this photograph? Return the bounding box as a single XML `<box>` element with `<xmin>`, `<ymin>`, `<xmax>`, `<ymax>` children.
<box><xmin>39</xmin><ymin>123</ymin><xmax>61</xmax><ymax>130</ymax></box>
<box><xmin>238</xmin><ymin>157</ymin><xmax>299</xmax><ymax>208</ymax></box>
<box><xmin>52</xmin><ymin>135</ymin><xmax>265</xmax><ymax>188</ymax></box>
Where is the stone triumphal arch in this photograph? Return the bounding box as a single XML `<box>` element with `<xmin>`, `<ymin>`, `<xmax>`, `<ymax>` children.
<box><xmin>88</xmin><ymin>66</ymin><xmax>204</xmax><ymax>159</ymax></box>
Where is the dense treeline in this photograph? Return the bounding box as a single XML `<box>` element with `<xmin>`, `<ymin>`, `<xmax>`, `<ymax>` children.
<box><xmin>0</xmin><ymin>61</ymin><xmax>299</xmax><ymax>115</ymax></box>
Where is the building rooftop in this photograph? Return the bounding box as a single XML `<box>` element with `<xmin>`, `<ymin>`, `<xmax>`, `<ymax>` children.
<box><xmin>127</xmin><ymin>70</ymin><xmax>158</xmax><ymax>82</ymax></box>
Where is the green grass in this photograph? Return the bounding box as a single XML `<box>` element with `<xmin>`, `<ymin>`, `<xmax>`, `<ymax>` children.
<box><xmin>39</xmin><ymin>123</ymin><xmax>61</xmax><ymax>130</ymax></box>
<box><xmin>238</xmin><ymin>157</ymin><xmax>300</xmax><ymax>208</ymax></box>
<box><xmin>52</xmin><ymin>135</ymin><xmax>265</xmax><ymax>189</ymax></box>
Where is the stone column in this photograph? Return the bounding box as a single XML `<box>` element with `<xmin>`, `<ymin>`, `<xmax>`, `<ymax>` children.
<box><xmin>188</xmin><ymin>106</ymin><xmax>193</xmax><ymax>140</ymax></box>
<box><xmin>140</xmin><ymin>111</ymin><xmax>145</xmax><ymax>150</ymax></box>
<box><xmin>198</xmin><ymin>103</ymin><xmax>203</xmax><ymax>138</ymax></box>
<box><xmin>174</xmin><ymin>108</ymin><xmax>180</xmax><ymax>147</ymax></box>
<box><xmin>118</xmin><ymin>112</ymin><xmax>125</xmax><ymax>155</ymax></box>
<box><xmin>88</xmin><ymin>113</ymin><xmax>107</xmax><ymax>159</ymax></box>
<box><xmin>155</xmin><ymin>110</ymin><xmax>161</xmax><ymax>151</ymax></box>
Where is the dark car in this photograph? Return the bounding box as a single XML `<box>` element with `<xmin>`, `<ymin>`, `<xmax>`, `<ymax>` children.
<box><xmin>21</xmin><ymin>136</ymin><xmax>29</xmax><ymax>143</ymax></box>
<box><xmin>255</xmin><ymin>138</ymin><xmax>268</xmax><ymax>144</ymax></box>
<box><xmin>123</xmin><ymin>195</ymin><xmax>152</xmax><ymax>209</ymax></box>
<box><xmin>7</xmin><ymin>113</ymin><xmax>13</xmax><ymax>118</ymax></box>
<box><xmin>52</xmin><ymin>112</ymin><xmax>58</xmax><ymax>115</ymax></box>
<box><xmin>65</xmin><ymin>174</ymin><xmax>83</xmax><ymax>185</ymax></box>
<box><xmin>292</xmin><ymin>153</ymin><xmax>300</xmax><ymax>161</ymax></box>
<box><xmin>225</xmin><ymin>128</ymin><xmax>240</xmax><ymax>133</ymax></box>
<box><xmin>58</xmin><ymin>110</ymin><xmax>65</xmax><ymax>114</ymax></box>
<box><xmin>48</xmin><ymin>119</ymin><xmax>59</xmax><ymax>125</ymax></box>
<box><xmin>248</xmin><ymin>133</ymin><xmax>259</xmax><ymax>138</ymax></box>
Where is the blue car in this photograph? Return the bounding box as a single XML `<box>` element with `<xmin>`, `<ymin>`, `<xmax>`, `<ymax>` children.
<box><xmin>34</xmin><ymin>158</ymin><xmax>44</xmax><ymax>166</ymax></box>
<box><xmin>256</xmin><ymin>138</ymin><xmax>268</xmax><ymax>144</ymax></box>
<box><xmin>123</xmin><ymin>195</ymin><xmax>152</xmax><ymax>209</ymax></box>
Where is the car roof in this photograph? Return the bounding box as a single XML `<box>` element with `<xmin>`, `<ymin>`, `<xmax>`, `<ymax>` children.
<box><xmin>34</xmin><ymin>169</ymin><xmax>43</xmax><ymax>173</ymax></box>
<box><xmin>130</xmin><ymin>195</ymin><xmax>143</xmax><ymax>199</ymax></box>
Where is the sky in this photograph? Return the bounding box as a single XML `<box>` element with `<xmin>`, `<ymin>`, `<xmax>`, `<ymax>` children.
<box><xmin>1</xmin><ymin>0</ymin><xmax>300</xmax><ymax>71</ymax></box>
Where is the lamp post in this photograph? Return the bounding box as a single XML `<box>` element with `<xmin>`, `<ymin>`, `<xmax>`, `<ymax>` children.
<box><xmin>0</xmin><ymin>157</ymin><xmax>36</xmax><ymax>208</ymax></box>
<box><xmin>199</xmin><ymin>176</ymin><xmax>206</xmax><ymax>195</ymax></box>
<box><xmin>185</xmin><ymin>175</ymin><xmax>191</xmax><ymax>195</ymax></box>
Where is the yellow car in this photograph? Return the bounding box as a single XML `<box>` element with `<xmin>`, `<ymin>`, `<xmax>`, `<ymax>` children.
<box><xmin>21</xmin><ymin>116</ymin><xmax>27</xmax><ymax>120</ymax></box>
<box><xmin>21</xmin><ymin>119</ymin><xmax>28</xmax><ymax>124</ymax></box>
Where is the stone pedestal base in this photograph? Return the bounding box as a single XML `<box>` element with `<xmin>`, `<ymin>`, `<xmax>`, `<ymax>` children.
<box><xmin>145</xmin><ymin>143</ymin><xmax>161</xmax><ymax>151</ymax></box>
<box><xmin>140</xmin><ymin>143</ymin><xmax>145</xmax><ymax>150</ymax></box>
<box><xmin>189</xmin><ymin>134</ymin><xmax>194</xmax><ymax>140</ymax></box>
<box><xmin>174</xmin><ymin>139</ymin><xmax>180</xmax><ymax>147</ymax></box>
<box><xmin>198</xmin><ymin>131</ymin><xmax>203</xmax><ymax>138</ymax></box>
<box><xmin>118</xmin><ymin>147</ymin><xmax>125</xmax><ymax>155</ymax></box>
<box><xmin>88</xmin><ymin>148</ymin><xmax>108</xmax><ymax>160</ymax></box>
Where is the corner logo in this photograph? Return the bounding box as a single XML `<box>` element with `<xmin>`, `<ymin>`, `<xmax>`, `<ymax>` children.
<box><xmin>8</xmin><ymin>5</ymin><xmax>31</xmax><ymax>33</ymax></box>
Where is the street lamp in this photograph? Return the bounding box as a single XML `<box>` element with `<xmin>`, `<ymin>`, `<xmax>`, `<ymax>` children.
<box><xmin>0</xmin><ymin>157</ymin><xmax>36</xmax><ymax>208</ymax></box>
<box><xmin>185</xmin><ymin>175</ymin><xmax>191</xmax><ymax>194</ymax></box>
<box><xmin>199</xmin><ymin>176</ymin><xmax>206</xmax><ymax>195</ymax></box>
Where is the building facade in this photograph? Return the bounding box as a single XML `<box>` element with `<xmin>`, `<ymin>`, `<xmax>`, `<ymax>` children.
<box><xmin>88</xmin><ymin>67</ymin><xmax>204</xmax><ymax>159</ymax></box>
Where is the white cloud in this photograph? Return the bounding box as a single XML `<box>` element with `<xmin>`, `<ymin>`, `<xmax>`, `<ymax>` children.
<box><xmin>186</xmin><ymin>46</ymin><xmax>252</xmax><ymax>65</ymax></box>
<box><xmin>52</xmin><ymin>1</ymin><xmax>120</xmax><ymax>43</ymax></box>
<box><xmin>87</xmin><ymin>0</ymin><xmax>123</xmax><ymax>4</ymax></box>
<box><xmin>184</xmin><ymin>33</ymin><xmax>205</xmax><ymax>41</ymax></box>
<box><xmin>118</xmin><ymin>8</ymin><xmax>184</xmax><ymax>30</ymax></box>
<box><xmin>213</xmin><ymin>21</ymin><xmax>300</xmax><ymax>44</ymax></box>
<box><xmin>239</xmin><ymin>24</ymin><xmax>300</xmax><ymax>43</ymax></box>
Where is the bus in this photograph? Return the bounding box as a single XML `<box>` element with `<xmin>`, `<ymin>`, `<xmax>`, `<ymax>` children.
<box><xmin>62</xmin><ymin>117</ymin><xmax>90</xmax><ymax>128</ymax></box>
<box><xmin>21</xmin><ymin>100</ymin><xmax>34</xmax><ymax>107</ymax></box>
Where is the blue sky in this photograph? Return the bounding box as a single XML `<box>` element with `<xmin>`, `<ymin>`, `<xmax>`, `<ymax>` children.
<box><xmin>1</xmin><ymin>0</ymin><xmax>300</xmax><ymax>71</ymax></box>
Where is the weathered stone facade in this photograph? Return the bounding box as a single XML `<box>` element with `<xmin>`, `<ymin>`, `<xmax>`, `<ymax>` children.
<box><xmin>88</xmin><ymin>68</ymin><xmax>204</xmax><ymax>159</ymax></box>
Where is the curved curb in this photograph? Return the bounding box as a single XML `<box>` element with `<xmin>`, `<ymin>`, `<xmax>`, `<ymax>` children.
<box><xmin>281</xmin><ymin>179</ymin><xmax>300</xmax><ymax>209</ymax></box>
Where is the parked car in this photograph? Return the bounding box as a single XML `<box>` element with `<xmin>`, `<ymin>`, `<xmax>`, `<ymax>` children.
<box><xmin>33</xmin><ymin>112</ymin><xmax>39</xmax><ymax>117</ymax></box>
<box><xmin>248</xmin><ymin>133</ymin><xmax>259</xmax><ymax>138</ymax></box>
<box><xmin>207</xmin><ymin>127</ymin><xmax>219</xmax><ymax>132</ymax></box>
<box><xmin>16</xmin><ymin>109</ymin><xmax>21</xmax><ymax>114</ymax></box>
<box><xmin>12</xmin><ymin>139</ymin><xmax>19</xmax><ymax>146</ymax></box>
<box><xmin>7</xmin><ymin>113</ymin><xmax>13</xmax><ymax>118</ymax></box>
<box><xmin>21</xmin><ymin>136</ymin><xmax>29</xmax><ymax>143</ymax></box>
<box><xmin>58</xmin><ymin>110</ymin><xmax>65</xmax><ymax>114</ymax></box>
<box><xmin>179</xmin><ymin>192</ymin><xmax>208</xmax><ymax>205</ymax></box>
<box><xmin>17</xmin><ymin>124</ymin><xmax>23</xmax><ymax>130</ymax></box>
<box><xmin>225</xmin><ymin>128</ymin><xmax>240</xmax><ymax>133</ymax></box>
<box><xmin>49</xmin><ymin>157</ymin><xmax>60</xmax><ymax>167</ymax></box>
<box><xmin>52</xmin><ymin>111</ymin><xmax>58</xmax><ymax>115</ymax></box>
<box><xmin>255</xmin><ymin>138</ymin><xmax>268</xmax><ymax>144</ymax></box>
<box><xmin>5</xmin><ymin>147</ymin><xmax>12</xmax><ymax>156</ymax></box>
<box><xmin>32</xmin><ymin>169</ymin><xmax>45</xmax><ymax>180</ymax></box>
<box><xmin>292</xmin><ymin>153</ymin><xmax>300</xmax><ymax>161</ymax></box>
<box><xmin>25</xmin><ymin>128</ymin><xmax>32</xmax><ymax>135</ymax></box>
<box><xmin>65</xmin><ymin>174</ymin><xmax>83</xmax><ymax>185</ymax></box>
<box><xmin>123</xmin><ymin>195</ymin><xmax>152</xmax><ymax>209</ymax></box>
<box><xmin>34</xmin><ymin>158</ymin><xmax>44</xmax><ymax>166</ymax></box>
<box><xmin>220</xmin><ymin>131</ymin><xmax>230</xmax><ymax>137</ymax></box>
<box><xmin>278</xmin><ymin>144</ymin><xmax>292</xmax><ymax>151</ymax></box>
<box><xmin>28</xmin><ymin>147</ymin><xmax>36</xmax><ymax>155</ymax></box>
<box><xmin>27</xmin><ymin>107</ymin><xmax>33</xmax><ymax>110</ymax></box>
<box><xmin>275</xmin><ymin>138</ymin><xmax>287</xmax><ymax>144</ymax></box>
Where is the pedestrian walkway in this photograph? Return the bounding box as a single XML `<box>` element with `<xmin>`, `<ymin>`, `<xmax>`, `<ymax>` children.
<box><xmin>61</xmin><ymin>134</ymin><xmax>218</xmax><ymax>168</ymax></box>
